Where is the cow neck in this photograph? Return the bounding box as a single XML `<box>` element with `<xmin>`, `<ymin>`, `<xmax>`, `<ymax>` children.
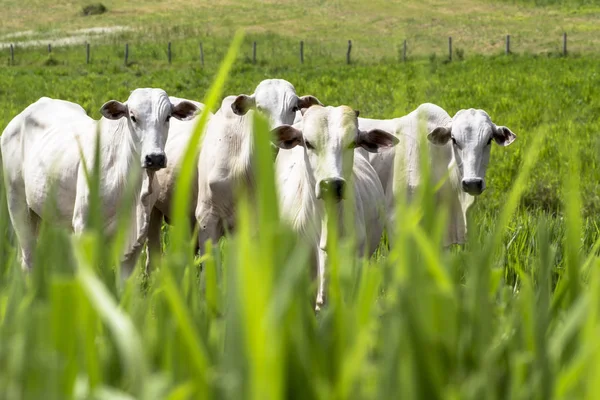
<box><xmin>99</xmin><ymin>117</ymin><xmax>140</xmax><ymax>183</ymax></box>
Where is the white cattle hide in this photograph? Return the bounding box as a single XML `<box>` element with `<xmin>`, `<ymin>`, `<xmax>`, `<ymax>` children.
<box><xmin>273</xmin><ymin>105</ymin><xmax>398</xmax><ymax>309</ymax></box>
<box><xmin>0</xmin><ymin>90</ymin><xmax>198</xmax><ymax>277</ymax></box>
<box><xmin>195</xmin><ymin>79</ymin><xmax>321</xmax><ymax>254</ymax></box>
<box><xmin>358</xmin><ymin>103</ymin><xmax>516</xmax><ymax>245</ymax></box>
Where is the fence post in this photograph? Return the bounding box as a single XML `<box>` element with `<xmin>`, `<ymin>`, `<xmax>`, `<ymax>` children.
<box><xmin>86</xmin><ymin>43</ymin><xmax>90</xmax><ymax>64</ymax></box>
<box><xmin>200</xmin><ymin>43</ymin><xmax>204</xmax><ymax>66</ymax></box>
<box><xmin>168</xmin><ymin>42</ymin><xmax>172</xmax><ymax>64</ymax></box>
<box><xmin>403</xmin><ymin>39</ymin><xmax>407</xmax><ymax>62</ymax></box>
<box><xmin>252</xmin><ymin>41</ymin><xmax>256</xmax><ymax>64</ymax></box>
<box><xmin>506</xmin><ymin>35</ymin><xmax>510</xmax><ymax>55</ymax></box>
<box><xmin>10</xmin><ymin>44</ymin><xmax>14</xmax><ymax>65</ymax></box>
<box><xmin>300</xmin><ymin>40</ymin><xmax>304</xmax><ymax>64</ymax></box>
<box><xmin>124</xmin><ymin>43</ymin><xmax>129</xmax><ymax>65</ymax></box>
<box><xmin>448</xmin><ymin>37</ymin><xmax>452</xmax><ymax>61</ymax></box>
<box><xmin>347</xmin><ymin>40</ymin><xmax>352</xmax><ymax>64</ymax></box>
<box><xmin>563</xmin><ymin>32</ymin><xmax>567</xmax><ymax>56</ymax></box>
<box><xmin>48</xmin><ymin>43</ymin><xmax>52</xmax><ymax>53</ymax></box>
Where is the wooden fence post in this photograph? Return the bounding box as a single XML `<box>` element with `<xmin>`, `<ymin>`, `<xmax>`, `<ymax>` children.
<box><xmin>347</xmin><ymin>40</ymin><xmax>352</xmax><ymax>64</ymax></box>
<box><xmin>200</xmin><ymin>43</ymin><xmax>204</xmax><ymax>66</ymax></box>
<box><xmin>48</xmin><ymin>44</ymin><xmax>51</xmax><ymax>53</ymax></box>
<box><xmin>10</xmin><ymin>44</ymin><xmax>14</xmax><ymax>65</ymax></box>
<box><xmin>124</xmin><ymin>43</ymin><xmax>129</xmax><ymax>65</ymax></box>
<box><xmin>403</xmin><ymin>39</ymin><xmax>407</xmax><ymax>62</ymax></box>
<box><xmin>253</xmin><ymin>41</ymin><xmax>257</xmax><ymax>64</ymax></box>
<box><xmin>168</xmin><ymin>42</ymin><xmax>172</xmax><ymax>64</ymax></box>
<box><xmin>300</xmin><ymin>40</ymin><xmax>304</xmax><ymax>64</ymax></box>
<box><xmin>86</xmin><ymin>43</ymin><xmax>90</xmax><ymax>64</ymax></box>
<box><xmin>506</xmin><ymin>35</ymin><xmax>510</xmax><ymax>55</ymax></box>
<box><xmin>563</xmin><ymin>32</ymin><xmax>567</xmax><ymax>56</ymax></box>
<box><xmin>448</xmin><ymin>37</ymin><xmax>452</xmax><ymax>61</ymax></box>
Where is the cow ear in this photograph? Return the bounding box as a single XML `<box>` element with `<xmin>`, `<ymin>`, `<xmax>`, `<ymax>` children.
<box><xmin>427</xmin><ymin>126</ymin><xmax>452</xmax><ymax>146</ymax></box>
<box><xmin>355</xmin><ymin>129</ymin><xmax>399</xmax><ymax>153</ymax></box>
<box><xmin>231</xmin><ymin>94</ymin><xmax>255</xmax><ymax>116</ymax></box>
<box><xmin>172</xmin><ymin>100</ymin><xmax>199</xmax><ymax>121</ymax></box>
<box><xmin>100</xmin><ymin>100</ymin><xmax>127</xmax><ymax>120</ymax></box>
<box><xmin>297</xmin><ymin>95</ymin><xmax>322</xmax><ymax>112</ymax></box>
<box><xmin>493</xmin><ymin>125</ymin><xmax>516</xmax><ymax>146</ymax></box>
<box><xmin>272</xmin><ymin>125</ymin><xmax>303</xmax><ymax>149</ymax></box>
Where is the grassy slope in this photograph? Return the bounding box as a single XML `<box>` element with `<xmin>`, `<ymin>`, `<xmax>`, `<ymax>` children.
<box><xmin>2</xmin><ymin>0</ymin><xmax>600</xmax><ymax>57</ymax></box>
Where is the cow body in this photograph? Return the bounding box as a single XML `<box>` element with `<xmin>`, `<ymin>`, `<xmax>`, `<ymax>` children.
<box><xmin>1</xmin><ymin>90</ymin><xmax>198</xmax><ymax>276</ymax></box>
<box><xmin>273</xmin><ymin>105</ymin><xmax>398</xmax><ymax>309</ymax></box>
<box><xmin>195</xmin><ymin>79</ymin><xmax>321</xmax><ymax>254</ymax></box>
<box><xmin>359</xmin><ymin>103</ymin><xmax>516</xmax><ymax>245</ymax></box>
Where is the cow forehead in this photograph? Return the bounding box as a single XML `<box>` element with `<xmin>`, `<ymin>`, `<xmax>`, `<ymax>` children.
<box><xmin>254</xmin><ymin>79</ymin><xmax>297</xmax><ymax>105</ymax></box>
<box><xmin>127</xmin><ymin>88</ymin><xmax>171</xmax><ymax>116</ymax></box>
<box><xmin>453</xmin><ymin>109</ymin><xmax>493</xmax><ymax>137</ymax></box>
<box><xmin>303</xmin><ymin>105</ymin><xmax>357</xmax><ymax>143</ymax></box>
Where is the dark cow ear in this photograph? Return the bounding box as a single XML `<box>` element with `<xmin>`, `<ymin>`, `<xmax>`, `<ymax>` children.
<box><xmin>427</xmin><ymin>126</ymin><xmax>452</xmax><ymax>146</ymax></box>
<box><xmin>100</xmin><ymin>100</ymin><xmax>127</xmax><ymax>120</ymax></box>
<box><xmin>272</xmin><ymin>125</ymin><xmax>303</xmax><ymax>149</ymax></box>
<box><xmin>493</xmin><ymin>125</ymin><xmax>516</xmax><ymax>146</ymax></box>
<box><xmin>231</xmin><ymin>94</ymin><xmax>255</xmax><ymax>116</ymax></box>
<box><xmin>172</xmin><ymin>101</ymin><xmax>199</xmax><ymax>121</ymax></box>
<box><xmin>297</xmin><ymin>95</ymin><xmax>322</xmax><ymax>111</ymax></box>
<box><xmin>355</xmin><ymin>129</ymin><xmax>399</xmax><ymax>153</ymax></box>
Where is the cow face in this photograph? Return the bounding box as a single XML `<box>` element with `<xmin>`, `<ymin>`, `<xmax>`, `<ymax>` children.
<box><xmin>427</xmin><ymin>109</ymin><xmax>516</xmax><ymax>196</ymax></box>
<box><xmin>231</xmin><ymin>79</ymin><xmax>321</xmax><ymax>128</ymax></box>
<box><xmin>273</xmin><ymin>106</ymin><xmax>398</xmax><ymax>203</ymax></box>
<box><xmin>100</xmin><ymin>88</ymin><xmax>198</xmax><ymax>170</ymax></box>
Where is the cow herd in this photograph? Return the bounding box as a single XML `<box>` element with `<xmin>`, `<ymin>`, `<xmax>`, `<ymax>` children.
<box><xmin>0</xmin><ymin>78</ymin><xmax>516</xmax><ymax>308</ymax></box>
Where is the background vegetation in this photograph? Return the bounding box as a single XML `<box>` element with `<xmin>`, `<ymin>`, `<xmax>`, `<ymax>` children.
<box><xmin>2</xmin><ymin>1</ymin><xmax>600</xmax><ymax>399</ymax></box>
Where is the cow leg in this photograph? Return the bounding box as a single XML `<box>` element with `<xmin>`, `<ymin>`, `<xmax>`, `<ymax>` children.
<box><xmin>145</xmin><ymin>207</ymin><xmax>163</xmax><ymax>275</ymax></box>
<box><xmin>4</xmin><ymin>172</ymin><xmax>38</xmax><ymax>271</ymax></box>
<box><xmin>315</xmin><ymin>248</ymin><xmax>327</xmax><ymax>312</ymax></box>
<box><xmin>196</xmin><ymin>204</ymin><xmax>222</xmax><ymax>256</ymax></box>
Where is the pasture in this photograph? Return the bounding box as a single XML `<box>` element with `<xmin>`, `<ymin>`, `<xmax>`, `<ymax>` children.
<box><xmin>2</xmin><ymin>14</ymin><xmax>600</xmax><ymax>400</ymax></box>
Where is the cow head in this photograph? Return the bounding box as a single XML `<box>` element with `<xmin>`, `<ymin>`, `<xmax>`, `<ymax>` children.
<box><xmin>231</xmin><ymin>79</ymin><xmax>322</xmax><ymax>128</ymax></box>
<box><xmin>427</xmin><ymin>108</ymin><xmax>516</xmax><ymax>195</ymax></box>
<box><xmin>100</xmin><ymin>88</ymin><xmax>198</xmax><ymax>171</ymax></box>
<box><xmin>272</xmin><ymin>106</ymin><xmax>398</xmax><ymax>203</ymax></box>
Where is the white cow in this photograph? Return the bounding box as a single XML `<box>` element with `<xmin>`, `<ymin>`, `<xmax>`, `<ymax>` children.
<box><xmin>144</xmin><ymin>97</ymin><xmax>210</xmax><ymax>273</ymax></box>
<box><xmin>358</xmin><ymin>103</ymin><xmax>516</xmax><ymax>245</ymax></box>
<box><xmin>0</xmin><ymin>89</ymin><xmax>198</xmax><ymax>276</ymax></box>
<box><xmin>195</xmin><ymin>79</ymin><xmax>321</xmax><ymax>254</ymax></box>
<box><xmin>273</xmin><ymin>105</ymin><xmax>398</xmax><ymax>309</ymax></box>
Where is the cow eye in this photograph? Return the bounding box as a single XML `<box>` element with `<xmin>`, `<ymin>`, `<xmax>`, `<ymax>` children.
<box><xmin>487</xmin><ymin>137</ymin><xmax>493</xmax><ymax>146</ymax></box>
<box><xmin>451</xmin><ymin>136</ymin><xmax>457</xmax><ymax>145</ymax></box>
<box><xmin>166</xmin><ymin>115</ymin><xmax>171</xmax><ymax>123</ymax></box>
<box><xmin>292</xmin><ymin>106</ymin><xmax>299</xmax><ymax>113</ymax></box>
<box><xmin>130</xmin><ymin>115</ymin><xmax>137</xmax><ymax>123</ymax></box>
<box><xmin>304</xmin><ymin>140</ymin><xmax>315</xmax><ymax>150</ymax></box>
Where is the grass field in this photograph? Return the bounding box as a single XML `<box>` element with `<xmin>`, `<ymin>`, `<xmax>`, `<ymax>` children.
<box><xmin>3</xmin><ymin>0</ymin><xmax>600</xmax><ymax>59</ymax></box>
<box><xmin>2</xmin><ymin>12</ymin><xmax>600</xmax><ymax>400</ymax></box>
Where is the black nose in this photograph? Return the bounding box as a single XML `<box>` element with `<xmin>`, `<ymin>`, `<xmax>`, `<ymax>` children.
<box><xmin>461</xmin><ymin>178</ymin><xmax>484</xmax><ymax>195</ymax></box>
<box><xmin>319</xmin><ymin>178</ymin><xmax>346</xmax><ymax>201</ymax></box>
<box><xmin>144</xmin><ymin>153</ymin><xmax>167</xmax><ymax>170</ymax></box>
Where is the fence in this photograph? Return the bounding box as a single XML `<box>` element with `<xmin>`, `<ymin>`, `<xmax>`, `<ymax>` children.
<box><xmin>5</xmin><ymin>33</ymin><xmax>573</xmax><ymax>66</ymax></box>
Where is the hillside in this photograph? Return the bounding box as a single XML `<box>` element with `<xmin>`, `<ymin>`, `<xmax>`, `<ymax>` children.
<box><xmin>2</xmin><ymin>0</ymin><xmax>600</xmax><ymax>58</ymax></box>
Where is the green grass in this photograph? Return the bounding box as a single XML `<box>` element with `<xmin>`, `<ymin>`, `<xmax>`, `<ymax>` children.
<box><xmin>2</xmin><ymin>0</ymin><xmax>600</xmax><ymax>58</ymax></box>
<box><xmin>2</xmin><ymin>41</ymin><xmax>600</xmax><ymax>398</ymax></box>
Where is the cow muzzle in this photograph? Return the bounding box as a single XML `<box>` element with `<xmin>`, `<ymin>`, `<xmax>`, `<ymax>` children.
<box><xmin>316</xmin><ymin>178</ymin><xmax>346</xmax><ymax>203</ymax></box>
<box><xmin>143</xmin><ymin>153</ymin><xmax>167</xmax><ymax>170</ymax></box>
<box><xmin>461</xmin><ymin>178</ymin><xmax>485</xmax><ymax>195</ymax></box>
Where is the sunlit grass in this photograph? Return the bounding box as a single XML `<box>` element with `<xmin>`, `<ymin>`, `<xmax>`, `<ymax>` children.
<box><xmin>1</xmin><ymin>35</ymin><xmax>600</xmax><ymax>400</ymax></box>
